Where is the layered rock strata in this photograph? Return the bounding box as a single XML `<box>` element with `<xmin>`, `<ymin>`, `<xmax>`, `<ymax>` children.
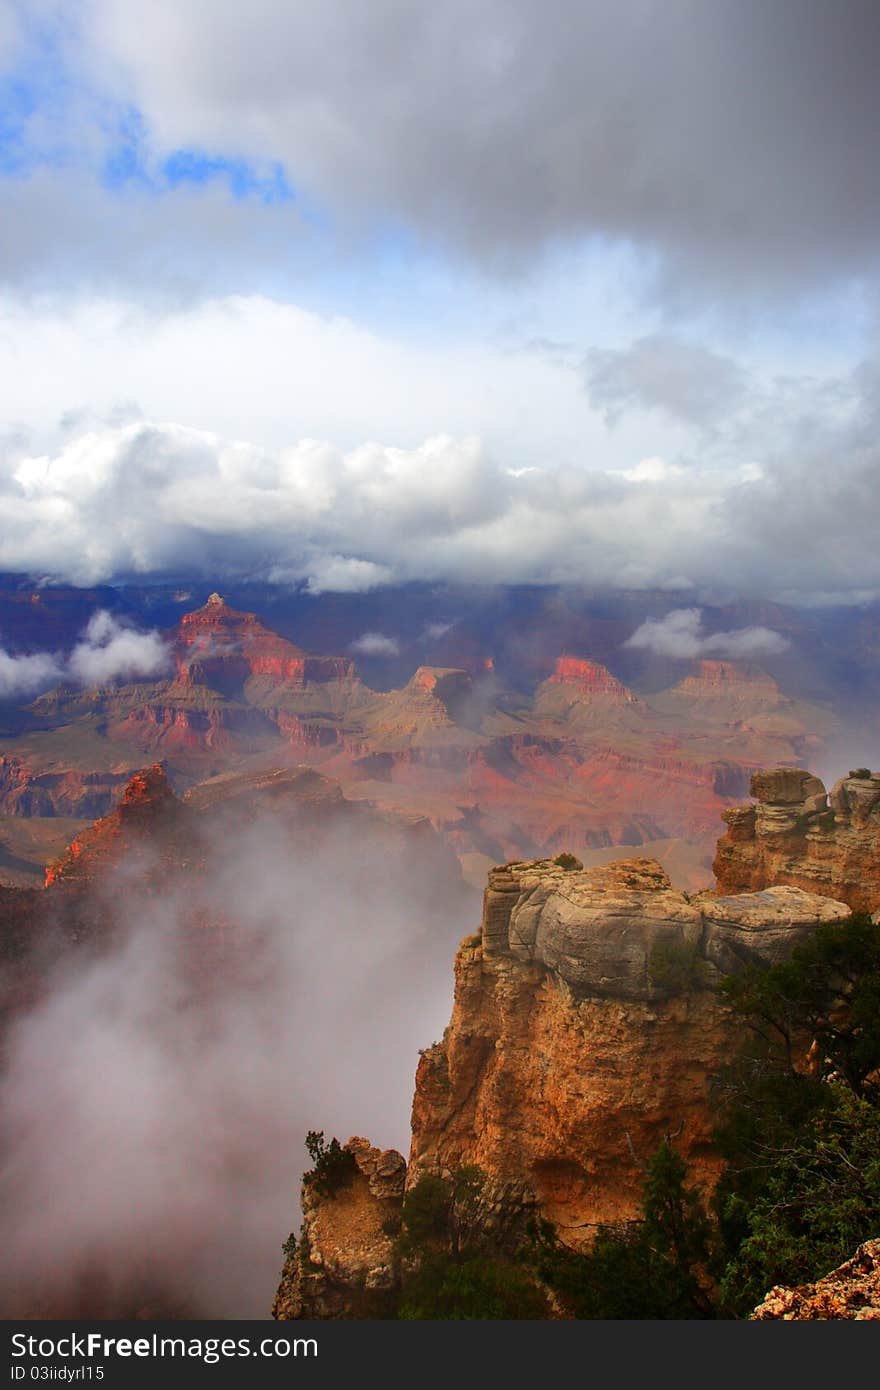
<box><xmin>714</xmin><ymin>766</ymin><xmax>880</xmax><ymax>913</ymax></box>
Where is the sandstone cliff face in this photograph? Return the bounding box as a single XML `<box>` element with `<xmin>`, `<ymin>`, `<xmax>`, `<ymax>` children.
<box><xmin>407</xmin><ymin>857</ymin><xmax>847</xmax><ymax>1241</ymax></box>
<box><xmin>713</xmin><ymin>766</ymin><xmax>880</xmax><ymax>913</ymax></box>
<box><xmin>752</xmin><ymin>1240</ymin><xmax>880</xmax><ymax>1320</ymax></box>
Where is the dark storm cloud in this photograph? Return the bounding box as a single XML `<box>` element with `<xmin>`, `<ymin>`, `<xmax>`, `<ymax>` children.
<box><xmin>87</xmin><ymin>0</ymin><xmax>880</xmax><ymax>296</ymax></box>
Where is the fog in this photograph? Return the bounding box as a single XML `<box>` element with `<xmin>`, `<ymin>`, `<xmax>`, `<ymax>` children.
<box><xmin>0</xmin><ymin>804</ymin><xmax>477</xmax><ymax>1317</ymax></box>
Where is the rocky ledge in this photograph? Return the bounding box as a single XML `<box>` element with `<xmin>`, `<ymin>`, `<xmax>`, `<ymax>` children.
<box><xmin>484</xmin><ymin>855</ymin><xmax>848</xmax><ymax>999</ymax></box>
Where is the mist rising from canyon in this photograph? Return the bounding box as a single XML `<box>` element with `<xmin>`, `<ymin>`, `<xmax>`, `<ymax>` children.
<box><xmin>0</xmin><ymin>806</ymin><xmax>477</xmax><ymax>1317</ymax></box>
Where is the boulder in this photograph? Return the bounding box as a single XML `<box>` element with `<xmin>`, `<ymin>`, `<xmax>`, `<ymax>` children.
<box><xmin>505</xmin><ymin>858</ymin><xmax>703</xmax><ymax>1001</ymax></box>
<box><xmin>750</xmin><ymin>768</ymin><xmax>826</xmax><ymax>804</ymax></box>
<box><xmin>698</xmin><ymin>886</ymin><xmax>850</xmax><ymax>973</ymax></box>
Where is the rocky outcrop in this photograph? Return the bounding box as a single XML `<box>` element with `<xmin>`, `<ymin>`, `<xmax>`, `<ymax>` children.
<box><xmin>44</xmin><ymin>763</ymin><xmax>182</xmax><ymax>886</ymax></box>
<box><xmin>714</xmin><ymin>766</ymin><xmax>880</xmax><ymax>913</ymax></box>
<box><xmin>752</xmin><ymin>1240</ymin><xmax>880</xmax><ymax>1319</ymax></box>
<box><xmin>273</xmin><ymin>1139</ymin><xmax>405</xmax><ymax>1320</ymax></box>
<box><xmin>406</xmin><ymin>857</ymin><xmax>848</xmax><ymax>1240</ymax></box>
<box><xmin>545</xmin><ymin>656</ymin><xmax>637</xmax><ymax>702</ymax></box>
<box><xmin>272</xmin><ymin>764</ymin><xmax>873</xmax><ymax>1317</ymax></box>
<box><xmin>175</xmin><ymin>592</ymin><xmax>356</xmax><ymax>691</ymax></box>
<box><xmin>484</xmin><ymin>857</ymin><xmax>848</xmax><ymax>994</ymax></box>
<box><xmin>668</xmin><ymin>660</ymin><xmax>783</xmax><ymax>703</ymax></box>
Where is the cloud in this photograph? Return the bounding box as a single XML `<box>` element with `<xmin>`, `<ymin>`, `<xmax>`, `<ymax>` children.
<box><xmin>303</xmin><ymin>556</ymin><xmax>393</xmax><ymax>595</ymax></box>
<box><xmin>0</xmin><ymin>167</ymin><xmax>310</xmax><ymax>301</ymax></box>
<box><xmin>0</xmin><ymin>308</ymin><xmax>878</xmax><ymax>606</ymax></box>
<box><xmin>1</xmin><ymin>398</ymin><xmax>879</xmax><ymax>603</ymax></box>
<box><xmin>624</xmin><ymin>609</ymin><xmax>790</xmax><ymax>660</ymax></box>
<box><xmin>0</xmin><ymin>292</ymin><xmax>602</xmax><ymax>469</ymax></box>
<box><xmin>423</xmin><ymin>621</ymin><xmax>456</xmax><ymax>641</ymax></box>
<box><xmin>615</xmin><ymin>456</ymin><xmax>684</xmax><ymax>484</ymax></box>
<box><xmin>67</xmin><ymin>611</ymin><xmax>170</xmax><ymax>685</ymax></box>
<box><xmin>586</xmin><ymin>337</ymin><xmax>748</xmax><ymax>429</ymax></box>
<box><xmin>0</xmin><ymin>648</ymin><xmax>63</xmax><ymax>699</ymax></box>
<box><xmin>349</xmin><ymin>632</ymin><xmax>400</xmax><ymax>658</ymax></box>
<box><xmin>0</xmin><ymin>611</ymin><xmax>169</xmax><ymax>699</ymax></box>
<box><xmin>76</xmin><ymin>0</ymin><xmax>880</xmax><ymax>299</ymax></box>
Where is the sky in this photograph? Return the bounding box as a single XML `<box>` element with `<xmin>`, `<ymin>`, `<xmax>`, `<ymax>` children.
<box><xmin>1</xmin><ymin>1</ymin><xmax>879</xmax><ymax>601</ymax></box>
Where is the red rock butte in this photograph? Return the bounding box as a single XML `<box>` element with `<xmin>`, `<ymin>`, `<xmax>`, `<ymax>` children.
<box><xmin>674</xmin><ymin>660</ymin><xmax>781</xmax><ymax>696</ymax></box>
<box><xmin>547</xmin><ymin>655</ymin><xmax>635</xmax><ymax>701</ymax></box>
<box><xmin>174</xmin><ymin>593</ymin><xmax>356</xmax><ymax>686</ymax></box>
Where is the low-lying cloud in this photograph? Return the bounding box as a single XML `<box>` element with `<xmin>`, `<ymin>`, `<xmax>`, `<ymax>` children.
<box><xmin>350</xmin><ymin>632</ymin><xmax>401</xmax><ymax>658</ymax></box>
<box><xmin>68</xmin><ymin>611</ymin><xmax>170</xmax><ymax>685</ymax></box>
<box><xmin>3</xmin><ymin>393</ymin><xmax>880</xmax><ymax>604</ymax></box>
<box><xmin>0</xmin><ymin>804</ymin><xmax>475</xmax><ymax>1317</ymax></box>
<box><xmin>0</xmin><ymin>649</ymin><xmax>63</xmax><ymax>699</ymax></box>
<box><xmin>0</xmin><ymin>612</ymin><xmax>169</xmax><ymax>699</ymax></box>
<box><xmin>624</xmin><ymin>609</ymin><xmax>790</xmax><ymax>661</ymax></box>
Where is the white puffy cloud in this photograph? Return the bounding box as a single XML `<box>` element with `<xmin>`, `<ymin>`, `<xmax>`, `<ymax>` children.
<box><xmin>0</xmin><ymin>612</ymin><xmax>169</xmax><ymax>700</ymax></box>
<box><xmin>68</xmin><ymin>611</ymin><xmax>170</xmax><ymax>685</ymax></box>
<box><xmin>349</xmin><ymin>632</ymin><xmax>400</xmax><ymax>658</ymax></box>
<box><xmin>0</xmin><ymin>282</ymin><xmax>878</xmax><ymax>604</ymax></box>
<box><xmin>2</xmin><ymin>404</ymin><xmax>879</xmax><ymax>603</ymax></box>
<box><xmin>624</xmin><ymin>609</ymin><xmax>790</xmax><ymax>661</ymax></box>
<box><xmin>300</xmin><ymin>557</ymin><xmax>393</xmax><ymax>595</ymax></box>
<box><xmin>0</xmin><ymin>648</ymin><xmax>64</xmax><ymax>699</ymax></box>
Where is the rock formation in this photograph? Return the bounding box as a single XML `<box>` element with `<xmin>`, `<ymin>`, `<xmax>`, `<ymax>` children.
<box><xmin>752</xmin><ymin>1240</ymin><xmax>880</xmax><ymax>1320</ymax></box>
<box><xmin>174</xmin><ymin>592</ymin><xmax>357</xmax><ymax>690</ymax></box>
<box><xmin>407</xmin><ymin>857</ymin><xmax>847</xmax><ymax>1239</ymax></box>
<box><xmin>542</xmin><ymin>656</ymin><xmax>638</xmax><ymax>705</ymax></box>
<box><xmin>273</xmin><ymin>1139</ymin><xmax>406</xmax><ymax>1320</ymax></box>
<box><xmin>714</xmin><ymin>766</ymin><xmax>880</xmax><ymax>913</ymax></box>
<box><xmin>669</xmin><ymin>659</ymin><xmax>783</xmax><ymax>703</ymax></box>
<box><xmin>277</xmin><ymin>771</ymin><xmax>871</xmax><ymax>1316</ymax></box>
<box><xmin>0</xmin><ymin>595</ymin><xmax>841</xmax><ymax>883</ymax></box>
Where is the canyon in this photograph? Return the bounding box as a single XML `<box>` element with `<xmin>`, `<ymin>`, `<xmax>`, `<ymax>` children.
<box><xmin>0</xmin><ymin>592</ymin><xmax>843</xmax><ymax>890</ymax></box>
<box><xmin>1</xmin><ymin>582</ymin><xmax>878</xmax><ymax>1318</ymax></box>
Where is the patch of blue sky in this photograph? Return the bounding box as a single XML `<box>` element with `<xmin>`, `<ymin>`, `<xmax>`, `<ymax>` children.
<box><xmin>0</xmin><ymin>36</ymin><xmax>78</xmax><ymax>175</ymax></box>
<box><xmin>0</xmin><ymin>22</ymin><xmax>297</xmax><ymax>212</ymax></box>
<box><xmin>100</xmin><ymin>104</ymin><xmax>297</xmax><ymax>207</ymax></box>
<box><xmin>161</xmin><ymin>150</ymin><xmax>294</xmax><ymax>206</ymax></box>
